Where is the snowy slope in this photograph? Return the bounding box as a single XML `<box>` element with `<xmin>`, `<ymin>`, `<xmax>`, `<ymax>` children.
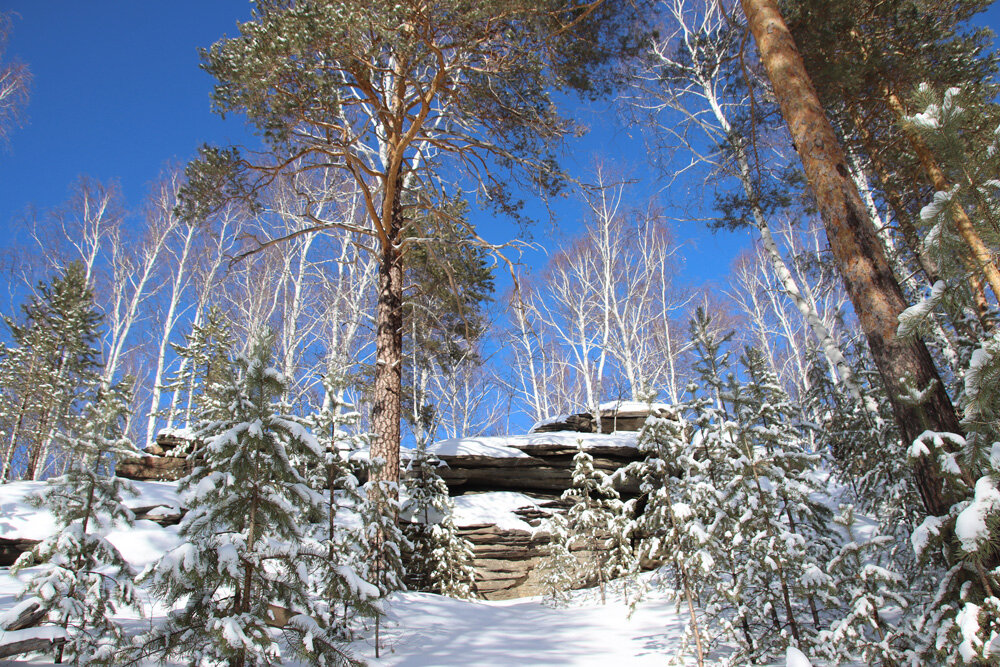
<box><xmin>0</xmin><ymin>480</ymin><xmax>711</xmax><ymax>666</ymax></box>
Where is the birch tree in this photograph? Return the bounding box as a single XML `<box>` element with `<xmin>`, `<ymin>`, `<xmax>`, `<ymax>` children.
<box><xmin>0</xmin><ymin>11</ymin><xmax>30</xmax><ymax>144</ymax></box>
<box><xmin>634</xmin><ymin>0</ymin><xmax>867</xmax><ymax>401</ymax></box>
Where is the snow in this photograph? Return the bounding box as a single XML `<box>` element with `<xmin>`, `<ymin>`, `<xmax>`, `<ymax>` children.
<box><xmin>451</xmin><ymin>492</ymin><xmax>547</xmax><ymax>532</ymax></box>
<box><xmin>785</xmin><ymin>646</ymin><xmax>813</xmax><ymax>667</ymax></box>
<box><xmin>0</xmin><ymin>481</ymin><xmax>183</xmax><ymax>570</ymax></box>
<box><xmin>956</xmin><ymin>602</ymin><xmax>983</xmax><ymax>663</ymax></box>
<box><xmin>597</xmin><ymin>400</ymin><xmax>673</xmax><ymax>414</ymax></box>
<box><xmin>413</xmin><ymin>431</ymin><xmax>640</xmax><ymax>460</ymax></box>
<box><xmin>0</xmin><ymin>479</ymin><xmax>711</xmax><ymax>667</ymax></box>
<box><xmin>416</xmin><ymin>437</ymin><xmax>531</xmax><ymax>459</ymax></box>
<box><xmin>157</xmin><ymin>426</ymin><xmax>195</xmax><ymax>441</ymax></box>
<box><xmin>911</xmin><ymin>515</ymin><xmax>944</xmax><ymax>557</ymax></box>
<box><xmin>0</xmin><ymin>481</ymin><xmax>182</xmax><ymax>543</ymax></box>
<box><xmin>0</xmin><ymin>598</ymin><xmax>39</xmax><ymax>630</ymax></box>
<box><xmin>528</xmin><ymin>414</ymin><xmax>572</xmax><ymax>432</ymax></box>
<box><xmin>955</xmin><ymin>476</ymin><xmax>1000</xmax><ymax>553</ymax></box>
<box><xmin>370</xmin><ymin>586</ymin><xmax>695</xmax><ymax>666</ymax></box>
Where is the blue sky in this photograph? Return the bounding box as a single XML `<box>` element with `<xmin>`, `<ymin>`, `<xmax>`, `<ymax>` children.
<box><xmin>0</xmin><ymin>0</ymin><xmax>747</xmax><ymax>291</ymax></box>
<box><xmin>2</xmin><ymin>1</ymin><xmax>1000</xmax><ymax>291</ymax></box>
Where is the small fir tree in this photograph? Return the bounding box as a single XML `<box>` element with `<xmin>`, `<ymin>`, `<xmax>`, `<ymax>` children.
<box><xmin>305</xmin><ymin>371</ymin><xmax>378</xmax><ymax>638</ymax></box>
<box><xmin>359</xmin><ymin>462</ymin><xmax>408</xmax><ymax>659</ymax></box>
<box><xmin>136</xmin><ymin>330</ymin><xmax>362</xmax><ymax>666</ymax></box>
<box><xmin>622</xmin><ymin>404</ymin><xmax>717</xmax><ymax>666</ymax></box>
<box><xmin>12</xmin><ymin>382</ymin><xmax>139</xmax><ymax>664</ymax></box>
<box><xmin>815</xmin><ymin>505</ymin><xmax>910</xmax><ymax>666</ymax></box>
<box><xmin>400</xmin><ymin>442</ymin><xmax>476</xmax><ymax>599</ymax></box>
<box><xmin>561</xmin><ymin>442</ymin><xmax>626</xmax><ymax>604</ymax></box>
<box><xmin>540</xmin><ymin>512</ymin><xmax>578</xmax><ymax>607</ymax></box>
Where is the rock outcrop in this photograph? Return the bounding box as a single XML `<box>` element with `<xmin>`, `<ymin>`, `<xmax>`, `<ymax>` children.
<box><xmin>425</xmin><ymin>432</ymin><xmax>642</xmax><ymax>497</ymax></box>
<box><xmin>117</xmin><ymin>429</ymin><xmax>196</xmax><ymax>482</ymax></box>
<box><xmin>458</xmin><ymin>498</ymin><xmax>609</xmax><ymax>600</ymax></box>
<box><xmin>112</xmin><ymin>404</ymin><xmax>673</xmax><ymax>600</ymax></box>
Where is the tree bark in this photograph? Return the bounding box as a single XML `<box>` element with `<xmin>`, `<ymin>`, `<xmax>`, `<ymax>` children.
<box><xmin>884</xmin><ymin>89</ymin><xmax>1000</xmax><ymax>303</ymax></box>
<box><xmin>370</xmin><ymin>197</ymin><xmax>404</xmax><ymax>503</ymax></box>
<box><xmin>740</xmin><ymin>0</ymin><xmax>962</xmax><ymax>516</ymax></box>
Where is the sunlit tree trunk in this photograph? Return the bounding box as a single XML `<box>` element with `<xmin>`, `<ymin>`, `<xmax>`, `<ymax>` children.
<box><xmin>740</xmin><ymin>0</ymin><xmax>962</xmax><ymax>516</ymax></box>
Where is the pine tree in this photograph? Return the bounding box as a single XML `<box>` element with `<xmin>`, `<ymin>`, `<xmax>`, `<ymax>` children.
<box><xmin>136</xmin><ymin>330</ymin><xmax>361</xmax><ymax>666</ymax></box>
<box><xmin>185</xmin><ymin>0</ymin><xmax>643</xmax><ymax>507</ymax></box>
<box><xmin>815</xmin><ymin>505</ymin><xmax>910</xmax><ymax>665</ymax></box>
<box><xmin>400</xmin><ymin>442</ymin><xmax>476</xmax><ymax>599</ymax></box>
<box><xmin>304</xmin><ymin>372</ymin><xmax>378</xmax><ymax>638</ymax></box>
<box><xmin>11</xmin><ymin>382</ymin><xmax>139</xmax><ymax>664</ymax></box>
<box><xmin>540</xmin><ymin>512</ymin><xmax>578</xmax><ymax>607</ymax></box>
<box><xmin>162</xmin><ymin>305</ymin><xmax>234</xmax><ymax>436</ymax></box>
<box><xmin>741</xmin><ymin>0</ymin><xmax>965</xmax><ymax>523</ymax></box>
<box><xmin>0</xmin><ymin>262</ymin><xmax>102</xmax><ymax>481</ymax></box>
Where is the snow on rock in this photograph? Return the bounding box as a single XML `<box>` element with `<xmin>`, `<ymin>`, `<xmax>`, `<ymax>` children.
<box><xmin>597</xmin><ymin>400</ymin><xmax>672</xmax><ymax>414</ymax></box>
<box><xmin>0</xmin><ymin>483</ymin><xmax>59</xmax><ymax>541</ymax></box>
<box><xmin>424</xmin><ymin>432</ymin><xmax>639</xmax><ymax>459</ymax></box>
<box><xmin>528</xmin><ymin>414</ymin><xmax>573</xmax><ymax>433</ymax></box>
<box><xmin>0</xmin><ymin>481</ymin><xmax>183</xmax><ymax>568</ymax></box>
<box><xmin>452</xmin><ymin>492</ymin><xmax>546</xmax><ymax>532</ymax></box>
<box><xmin>156</xmin><ymin>426</ymin><xmax>195</xmax><ymax>441</ymax></box>
<box><xmin>420</xmin><ymin>437</ymin><xmax>532</xmax><ymax>460</ymax></box>
<box><xmin>0</xmin><ymin>625</ymin><xmax>68</xmax><ymax>659</ymax></box>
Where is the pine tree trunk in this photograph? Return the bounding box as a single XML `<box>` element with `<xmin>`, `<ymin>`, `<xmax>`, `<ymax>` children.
<box><xmin>371</xmin><ymin>197</ymin><xmax>404</xmax><ymax>503</ymax></box>
<box><xmin>884</xmin><ymin>89</ymin><xmax>1000</xmax><ymax>303</ymax></box>
<box><xmin>740</xmin><ymin>0</ymin><xmax>962</xmax><ymax>517</ymax></box>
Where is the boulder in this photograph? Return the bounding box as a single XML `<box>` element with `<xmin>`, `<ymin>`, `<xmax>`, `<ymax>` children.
<box><xmin>116</xmin><ymin>454</ymin><xmax>191</xmax><ymax>482</ymax></box>
<box><xmin>0</xmin><ymin>537</ymin><xmax>40</xmax><ymax>567</ymax></box>
<box><xmin>117</xmin><ymin>429</ymin><xmax>199</xmax><ymax>482</ymax></box>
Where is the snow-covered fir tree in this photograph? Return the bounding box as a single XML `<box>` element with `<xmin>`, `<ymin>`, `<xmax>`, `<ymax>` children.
<box><xmin>564</xmin><ymin>443</ymin><xmax>628</xmax><ymax>603</ymax></box>
<box><xmin>304</xmin><ymin>371</ymin><xmax>378</xmax><ymax>637</ymax></box>
<box><xmin>0</xmin><ymin>261</ymin><xmax>103</xmax><ymax>481</ymax></box>
<box><xmin>359</xmin><ymin>460</ymin><xmax>408</xmax><ymax>659</ymax></box>
<box><xmin>400</xmin><ymin>441</ymin><xmax>476</xmax><ymax>599</ymax></box>
<box><xmin>541</xmin><ymin>442</ymin><xmax>634</xmax><ymax>605</ymax></box>
<box><xmin>814</xmin><ymin>504</ymin><xmax>910</xmax><ymax>665</ymax></box>
<box><xmin>622</xmin><ymin>402</ymin><xmax>716</xmax><ymax>666</ymax></box>
<box><xmin>135</xmin><ymin>330</ymin><xmax>365</xmax><ymax>666</ymax></box>
<box><xmin>678</xmin><ymin>311</ymin><xmax>836</xmax><ymax>664</ymax></box>
<box><xmin>540</xmin><ymin>511</ymin><xmax>578</xmax><ymax>607</ymax></box>
<box><xmin>733</xmin><ymin>346</ymin><xmax>834</xmax><ymax>638</ymax></box>
<box><xmin>12</xmin><ymin>382</ymin><xmax>139</xmax><ymax>664</ymax></box>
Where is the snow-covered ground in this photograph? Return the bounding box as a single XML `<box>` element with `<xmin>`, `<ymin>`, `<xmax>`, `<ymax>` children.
<box><xmin>370</xmin><ymin>585</ymin><xmax>693</xmax><ymax>666</ymax></box>
<box><xmin>0</xmin><ymin>574</ymin><xmax>698</xmax><ymax>666</ymax></box>
<box><xmin>0</xmin><ymin>480</ymin><xmax>708</xmax><ymax>666</ymax></box>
